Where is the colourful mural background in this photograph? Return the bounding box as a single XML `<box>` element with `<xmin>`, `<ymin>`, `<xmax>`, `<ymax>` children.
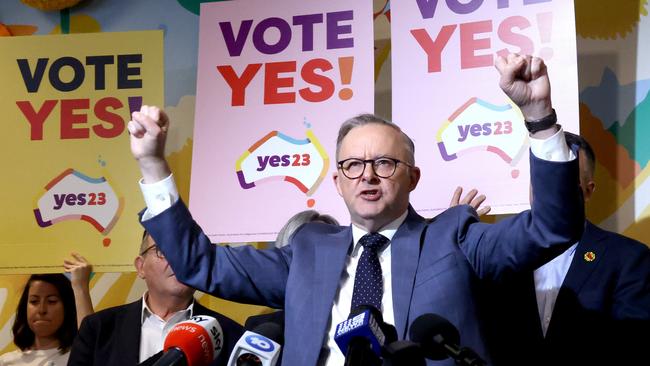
<box><xmin>0</xmin><ymin>0</ymin><xmax>648</xmax><ymax>354</ymax></box>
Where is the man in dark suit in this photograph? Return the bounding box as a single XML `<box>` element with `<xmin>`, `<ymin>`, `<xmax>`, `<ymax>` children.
<box><xmin>67</xmin><ymin>232</ymin><xmax>243</xmax><ymax>366</ymax></box>
<box><xmin>126</xmin><ymin>54</ymin><xmax>584</xmax><ymax>365</ymax></box>
<box><xmin>480</xmin><ymin>133</ymin><xmax>650</xmax><ymax>366</ymax></box>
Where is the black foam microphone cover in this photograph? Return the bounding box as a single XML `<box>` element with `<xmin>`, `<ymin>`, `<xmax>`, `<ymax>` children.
<box><xmin>409</xmin><ymin>313</ymin><xmax>460</xmax><ymax>360</ymax></box>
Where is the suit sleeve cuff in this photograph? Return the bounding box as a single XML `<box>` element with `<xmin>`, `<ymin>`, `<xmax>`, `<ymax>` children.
<box><xmin>139</xmin><ymin>174</ymin><xmax>179</xmax><ymax>220</ymax></box>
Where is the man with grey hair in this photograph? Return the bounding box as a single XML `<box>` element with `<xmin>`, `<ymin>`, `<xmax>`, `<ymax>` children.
<box><xmin>68</xmin><ymin>231</ymin><xmax>243</xmax><ymax>366</ymax></box>
<box><xmin>127</xmin><ymin>54</ymin><xmax>584</xmax><ymax>365</ymax></box>
<box><xmin>275</xmin><ymin>209</ymin><xmax>339</xmax><ymax>248</ymax></box>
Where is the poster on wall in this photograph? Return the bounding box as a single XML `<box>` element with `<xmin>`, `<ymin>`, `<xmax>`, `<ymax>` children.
<box><xmin>0</xmin><ymin>31</ymin><xmax>164</xmax><ymax>274</ymax></box>
<box><xmin>391</xmin><ymin>0</ymin><xmax>579</xmax><ymax>215</ymax></box>
<box><xmin>190</xmin><ymin>0</ymin><xmax>374</xmax><ymax>242</ymax></box>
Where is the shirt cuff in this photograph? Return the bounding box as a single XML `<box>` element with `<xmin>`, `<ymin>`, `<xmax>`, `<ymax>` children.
<box><xmin>529</xmin><ymin>126</ymin><xmax>576</xmax><ymax>162</ymax></box>
<box><xmin>139</xmin><ymin>174</ymin><xmax>179</xmax><ymax>220</ymax></box>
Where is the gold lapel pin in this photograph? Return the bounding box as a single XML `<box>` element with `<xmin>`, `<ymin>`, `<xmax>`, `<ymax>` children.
<box><xmin>584</xmin><ymin>251</ymin><xmax>596</xmax><ymax>262</ymax></box>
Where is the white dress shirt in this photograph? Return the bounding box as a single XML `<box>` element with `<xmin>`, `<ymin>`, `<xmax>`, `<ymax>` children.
<box><xmin>138</xmin><ymin>126</ymin><xmax>575</xmax><ymax>364</ymax></box>
<box><xmin>319</xmin><ymin>211</ymin><xmax>407</xmax><ymax>365</ymax></box>
<box><xmin>139</xmin><ymin>292</ymin><xmax>194</xmax><ymax>362</ymax></box>
<box><xmin>533</xmin><ymin>243</ymin><xmax>578</xmax><ymax>336</ymax></box>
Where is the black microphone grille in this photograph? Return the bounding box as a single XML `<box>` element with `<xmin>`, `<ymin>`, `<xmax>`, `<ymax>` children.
<box><xmin>251</xmin><ymin>322</ymin><xmax>283</xmax><ymax>345</ymax></box>
<box><xmin>349</xmin><ymin>304</ymin><xmax>383</xmax><ymax>322</ymax></box>
<box><xmin>409</xmin><ymin>313</ymin><xmax>460</xmax><ymax>361</ymax></box>
<box><xmin>382</xmin><ymin>340</ymin><xmax>426</xmax><ymax>366</ymax></box>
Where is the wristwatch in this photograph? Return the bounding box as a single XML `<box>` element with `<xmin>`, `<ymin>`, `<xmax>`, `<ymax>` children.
<box><xmin>524</xmin><ymin>109</ymin><xmax>557</xmax><ymax>133</ymax></box>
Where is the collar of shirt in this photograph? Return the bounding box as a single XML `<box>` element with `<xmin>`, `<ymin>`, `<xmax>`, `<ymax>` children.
<box><xmin>139</xmin><ymin>292</ymin><xmax>195</xmax><ymax>363</ymax></box>
<box><xmin>140</xmin><ymin>291</ymin><xmax>194</xmax><ymax>324</ymax></box>
<box><xmin>350</xmin><ymin>210</ymin><xmax>409</xmax><ymax>257</ymax></box>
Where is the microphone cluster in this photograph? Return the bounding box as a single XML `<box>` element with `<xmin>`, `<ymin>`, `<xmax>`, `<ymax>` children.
<box><xmin>150</xmin><ymin>307</ymin><xmax>485</xmax><ymax>366</ymax></box>
<box><xmin>152</xmin><ymin>315</ymin><xmax>224</xmax><ymax>366</ymax></box>
<box><xmin>334</xmin><ymin>305</ymin><xmax>487</xmax><ymax>366</ymax></box>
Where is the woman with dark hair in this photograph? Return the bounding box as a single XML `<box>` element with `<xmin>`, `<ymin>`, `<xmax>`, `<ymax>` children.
<box><xmin>0</xmin><ymin>254</ymin><xmax>93</xmax><ymax>365</ymax></box>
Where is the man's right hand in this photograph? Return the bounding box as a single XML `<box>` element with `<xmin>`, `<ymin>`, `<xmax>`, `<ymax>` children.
<box><xmin>127</xmin><ymin>105</ymin><xmax>172</xmax><ymax>183</ymax></box>
<box><xmin>450</xmin><ymin>186</ymin><xmax>491</xmax><ymax>216</ymax></box>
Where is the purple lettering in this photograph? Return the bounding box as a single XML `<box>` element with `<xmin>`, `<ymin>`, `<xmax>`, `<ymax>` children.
<box><xmin>446</xmin><ymin>0</ymin><xmax>484</xmax><ymax>15</ymax></box>
<box><xmin>219</xmin><ymin>20</ymin><xmax>254</xmax><ymax>57</ymax></box>
<box><xmin>252</xmin><ymin>17</ymin><xmax>292</xmax><ymax>55</ymax></box>
<box><xmin>293</xmin><ymin>14</ymin><xmax>323</xmax><ymax>51</ymax></box>
<box><xmin>326</xmin><ymin>11</ymin><xmax>354</xmax><ymax>49</ymax></box>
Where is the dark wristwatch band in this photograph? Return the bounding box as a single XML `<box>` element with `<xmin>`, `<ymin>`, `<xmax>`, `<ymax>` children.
<box><xmin>524</xmin><ymin>109</ymin><xmax>557</xmax><ymax>133</ymax></box>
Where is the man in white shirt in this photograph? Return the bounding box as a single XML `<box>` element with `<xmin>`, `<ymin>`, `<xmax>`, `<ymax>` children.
<box><xmin>126</xmin><ymin>54</ymin><xmax>585</xmax><ymax>365</ymax></box>
<box><xmin>68</xmin><ymin>232</ymin><xmax>243</xmax><ymax>366</ymax></box>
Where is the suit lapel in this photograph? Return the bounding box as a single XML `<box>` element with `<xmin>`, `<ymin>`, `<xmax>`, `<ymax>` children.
<box><xmin>391</xmin><ymin>208</ymin><xmax>426</xmax><ymax>338</ymax></box>
<box><xmin>549</xmin><ymin>222</ymin><xmax>607</xmax><ymax>334</ymax></box>
<box><xmin>558</xmin><ymin>222</ymin><xmax>607</xmax><ymax>297</ymax></box>
<box><xmin>311</xmin><ymin>227</ymin><xmax>353</xmax><ymax>346</ymax></box>
<box><xmin>118</xmin><ymin>300</ymin><xmax>145</xmax><ymax>365</ymax></box>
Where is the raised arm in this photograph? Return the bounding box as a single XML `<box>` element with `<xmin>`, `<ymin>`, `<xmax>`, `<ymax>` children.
<box><xmin>495</xmin><ymin>53</ymin><xmax>557</xmax><ymax>139</ymax></box>
<box><xmin>458</xmin><ymin>54</ymin><xmax>583</xmax><ymax>279</ymax></box>
<box><xmin>127</xmin><ymin>105</ymin><xmax>172</xmax><ymax>183</ymax></box>
<box><xmin>63</xmin><ymin>252</ymin><xmax>94</xmax><ymax>327</ymax></box>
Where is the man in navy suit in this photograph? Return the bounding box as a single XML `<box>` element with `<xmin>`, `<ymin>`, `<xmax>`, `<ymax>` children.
<box><xmin>126</xmin><ymin>54</ymin><xmax>584</xmax><ymax>365</ymax></box>
<box><xmin>479</xmin><ymin>133</ymin><xmax>650</xmax><ymax>366</ymax></box>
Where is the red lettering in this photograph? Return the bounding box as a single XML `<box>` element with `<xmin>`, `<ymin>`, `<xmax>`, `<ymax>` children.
<box><xmin>264</xmin><ymin>61</ymin><xmax>296</xmax><ymax>104</ymax></box>
<box><xmin>299</xmin><ymin>58</ymin><xmax>334</xmax><ymax>102</ymax></box>
<box><xmin>460</xmin><ymin>20</ymin><xmax>493</xmax><ymax>69</ymax></box>
<box><xmin>411</xmin><ymin>25</ymin><xmax>456</xmax><ymax>73</ymax></box>
<box><xmin>16</xmin><ymin>100</ymin><xmax>57</xmax><ymax>140</ymax></box>
<box><xmin>93</xmin><ymin>97</ymin><xmax>125</xmax><ymax>138</ymax></box>
<box><xmin>497</xmin><ymin>16</ymin><xmax>534</xmax><ymax>58</ymax></box>
<box><xmin>60</xmin><ymin>99</ymin><xmax>89</xmax><ymax>139</ymax></box>
<box><xmin>217</xmin><ymin>64</ymin><xmax>262</xmax><ymax>106</ymax></box>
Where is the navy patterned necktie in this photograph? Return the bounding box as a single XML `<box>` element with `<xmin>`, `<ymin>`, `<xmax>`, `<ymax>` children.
<box><xmin>351</xmin><ymin>232</ymin><xmax>389</xmax><ymax>311</ymax></box>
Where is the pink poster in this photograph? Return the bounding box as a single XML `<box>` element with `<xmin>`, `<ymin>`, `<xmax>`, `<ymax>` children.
<box><xmin>391</xmin><ymin>0</ymin><xmax>579</xmax><ymax>215</ymax></box>
<box><xmin>190</xmin><ymin>0</ymin><xmax>374</xmax><ymax>242</ymax></box>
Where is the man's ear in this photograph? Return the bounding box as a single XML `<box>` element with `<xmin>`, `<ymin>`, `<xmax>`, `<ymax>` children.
<box><xmin>409</xmin><ymin>166</ymin><xmax>421</xmax><ymax>192</ymax></box>
<box><xmin>134</xmin><ymin>256</ymin><xmax>145</xmax><ymax>279</ymax></box>
<box><xmin>584</xmin><ymin>179</ymin><xmax>596</xmax><ymax>202</ymax></box>
<box><xmin>332</xmin><ymin>171</ymin><xmax>343</xmax><ymax>197</ymax></box>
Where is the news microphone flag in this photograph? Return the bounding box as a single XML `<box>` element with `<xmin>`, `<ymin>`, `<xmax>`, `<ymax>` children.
<box><xmin>334</xmin><ymin>308</ymin><xmax>386</xmax><ymax>356</ymax></box>
<box><xmin>227</xmin><ymin>330</ymin><xmax>282</xmax><ymax>366</ymax></box>
<box><xmin>154</xmin><ymin>315</ymin><xmax>224</xmax><ymax>366</ymax></box>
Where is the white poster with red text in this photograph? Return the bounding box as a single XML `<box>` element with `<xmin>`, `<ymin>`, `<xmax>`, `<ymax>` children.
<box><xmin>190</xmin><ymin>0</ymin><xmax>374</xmax><ymax>242</ymax></box>
<box><xmin>392</xmin><ymin>0</ymin><xmax>579</xmax><ymax>215</ymax></box>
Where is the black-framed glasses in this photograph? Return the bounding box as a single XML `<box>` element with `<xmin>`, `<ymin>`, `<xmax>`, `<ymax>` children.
<box><xmin>337</xmin><ymin>157</ymin><xmax>413</xmax><ymax>179</ymax></box>
<box><xmin>140</xmin><ymin>245</ymin><xmax>165</xmax><ymax>259</ymax></box>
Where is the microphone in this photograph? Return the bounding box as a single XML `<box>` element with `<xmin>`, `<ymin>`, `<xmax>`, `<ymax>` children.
<box><xmin>409</xmin><ymin>313</ymin><xmax>487</xmax><ymax>366</ymax></box>
<box><xmin>137</xmin><ymin>351</ymin><xmax>163</xmax><ymax>366</ymax></box>
<box><xmin>381</xmin><ymin>340</ymin><xmax>426</xmax><ymax>366</ymax></box>
<box><xmin>227</xmin><ymin>322</ymin><xmax>283</xmax><ymax>366</ymax></box>
<box><xmin>153</xmin><ymin>315</ymin><xmax>224</xmax><ymax>366</ymax></box>
<box><xmin>334</xmin><ymin>305</ymin><xmax>397</xmax><ymax>366</ymax></box>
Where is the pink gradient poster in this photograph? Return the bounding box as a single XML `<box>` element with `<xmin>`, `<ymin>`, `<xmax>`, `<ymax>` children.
<box><xmin>190</xmin><ymin>0</ymin><xmax>374</xmax><ymax>242</ymax></box>
<box><xmin>391</xmin><ymin>0</ymin><xmax>579</xmax><ymax>215</ymax></box>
